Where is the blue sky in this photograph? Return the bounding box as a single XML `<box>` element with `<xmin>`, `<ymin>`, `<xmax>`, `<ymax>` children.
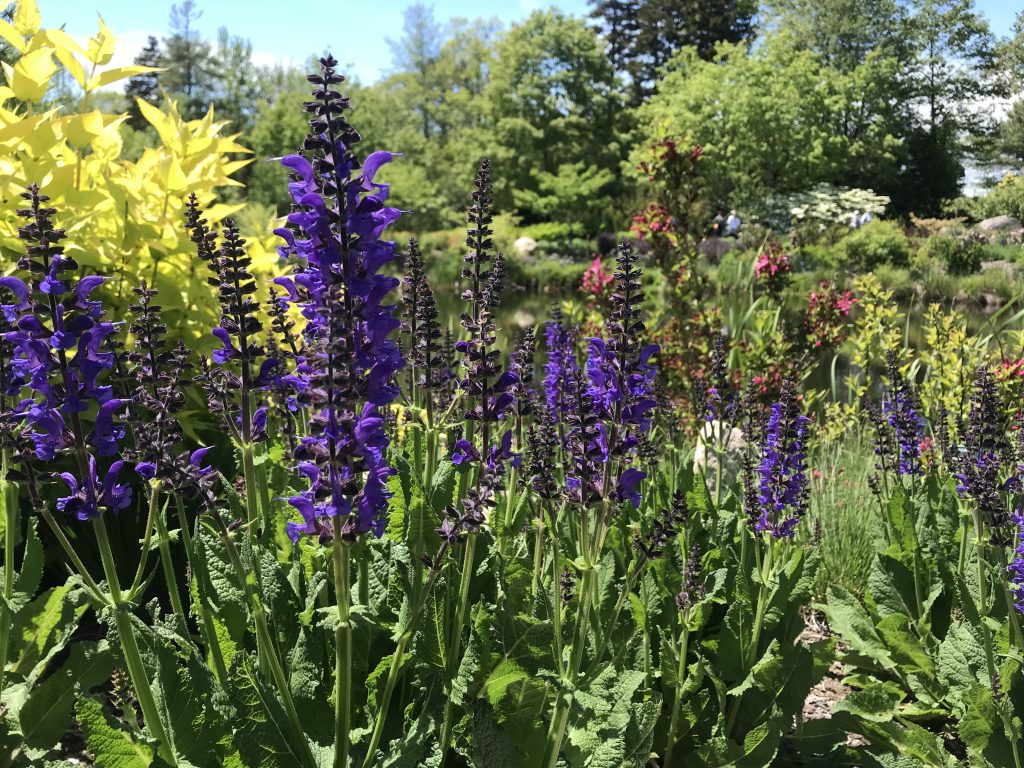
<box><xmin>42</xmin><ymin>0</ymin><xmax>1021</xmax><ymax>85</ymax></box>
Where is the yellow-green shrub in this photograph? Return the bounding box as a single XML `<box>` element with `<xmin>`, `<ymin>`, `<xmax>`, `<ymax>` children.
<box><xmin>0</xmin><ymin>1</ymin><xmax>275</xmax><ymax>345</ymax></box>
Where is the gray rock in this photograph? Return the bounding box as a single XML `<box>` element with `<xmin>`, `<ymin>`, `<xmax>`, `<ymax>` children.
<box><xmin>975</xmin><ymin>215</ymin><xmax>1022</xmax><ymax>232</ymax></box>
<box><xmin>698</xmin><ymin>237</ymin><xmax>737</xmax><ymax>262</ymax></box>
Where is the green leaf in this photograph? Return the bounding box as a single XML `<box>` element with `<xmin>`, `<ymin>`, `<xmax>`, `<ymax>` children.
<box><xmin>820</xmin><ymin>585</ymin><xmax>894</xmax><ymax>671</ymax></box>
<box><xmin>875</xmin><ymin>614</ymin><xmax>934</xmax><ymax>677</ymax></box>
<box><xmin>10</xmin><ymin>581</ymin><xmax>89</xmax><ymax>678</ymax></box>
<box><xmin>226</xmin><ymin>653</ymin><xmax>308</xmax><ymax>768</ymax></box>
<box><xmin>936</xmin><ymin>621</ymin><xmax>987</xmax><ymax>714</ymax></box>
<box><xmin>833</xmin><ymin>682</ymin><xmax>901</xmax><ymax>722</ymax></box>
<box><xmin>194</xmin><ymin>520</ymin><xmax>248</xmax><ymax>646</ymax></box>
<box><xmin>19</xmin><ymin>639</ymin><xmax>115</xmax><ymax>748</ymax></box>
<box><xmin>77</xmin><ymin>696</ymin><xmax>158</xmax><ymax>768</ymax></box>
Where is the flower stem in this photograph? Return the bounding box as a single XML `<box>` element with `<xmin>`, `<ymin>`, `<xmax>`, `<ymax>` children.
<box><xmin>542</xmin><ymin>564</ymin><xmax>595</xmax><ymax>768</ymax></box>
<box><xmin>93</xmin><ymin>515</ymin><xmax>177</xmax><ymax>766</ymax></box>
<box><xmin>173</xmin><ymin>493</ymin><xmax>227</xmax><ymax>685</ymax></box>
<box><xmin>0</xmin><ymin>456</ymin><xmax>18</xmax><ymax>695</ymax></box>
<box><xmin>439</xmin><ymin>532</ymin><xmax>478</xmax><ymax>761</ymax></box>
<box><xmin>241</xmin><ymin>443</ymin><xmax>267</xmax><ymax>538</ymax></box>
<box><xmin>663</xmin><ymin>622</ymin><xmax>690</xmax><ymax>768</ymax></box>
<box><xmin>150</xmin><ymin>484</ymin><xmax>187</xmax><ymax>628</ymax></box>
<box><xmin>362</xmin><ymin>552</ymin><xmax>449</xmax><ymax>768</ymax></box>
<box><xmin>206</xmin><ymin>512</ymin><xmax>317</xmax><ymax>768</ymax></box>
<box><xmin>332</xmin><ymin>522</ymin><xmax>352</xmax><ymax>768</ymax></box>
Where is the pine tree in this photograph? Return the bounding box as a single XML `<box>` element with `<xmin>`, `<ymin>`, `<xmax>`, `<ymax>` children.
<box><xmin>589</xmin><ymin>0</ymin><xmax>756</xmax><ymax>104</ymax></box>
<box><xmin>162</xmin><ymin>0</ymin><xmax>216</xmax><ymax>119</ymax></box>
<box><xmin>589</xmin><ymin>0</ymin><xmax>641</xmax><ymax>73</ymax></box>
<box><xmin>124</xmin><ymin>36</ymin><xmax>162</xmax><ymax>129</ymax></box>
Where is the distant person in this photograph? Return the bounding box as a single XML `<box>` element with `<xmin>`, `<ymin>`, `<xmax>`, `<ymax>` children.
<box><xmin>849</xmin><ymin>210</ymin><xmax>861</xmax><ymax>229</ymax></box>
<box><xmin>725</xmin><ymin>210</ymin><xmax>740</xmax><ymax>237</ymax></box>
<box><xmin>859</xmin><ymin>210</ymin><xmax>873</xmax><ymax>227</ymax></box>
<box><xmin>711</xmin><ymin>212</ymin><xmax>725</xmax><ymax>237</ymax></box>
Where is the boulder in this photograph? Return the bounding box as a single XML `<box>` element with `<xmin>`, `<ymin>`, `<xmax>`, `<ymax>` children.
<box><xmin>698</xmin><ymin>237</ymin><xmax>737</xmax><ymax>262</ymax></box>
<box><xmin>512</xmin><ymin>236</ymin><xmax>537</xmax><ymax>256</ymax></box>
<box><xmin>981</xmin><ymin>259</ymin><xmax>1017</xmax><ymax>281</ymax></box>
<box><xmin>975</xmin><ymin>215</ymin><xmax>1022</xmax><ymax>233</ymax></box>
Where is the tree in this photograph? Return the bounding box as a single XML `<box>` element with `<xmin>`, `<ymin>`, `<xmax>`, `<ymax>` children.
<box><xmin>386</xmin><ymin>3</ymin><xmax>444</xmax><ymax>140</ymax></box>
<box><xmin>124</xmin><ymin>36</ymin><xmax>162</xmax><ymax>129</ymax></box>
<box><xmin>486</xmin><ymin>10</ymin><xmax>627</xmax><ymax>231</ymax></box>
<box><xmin>763</xmin><ymin>0</ymin><xmax>909</xmax><ymax>73</ymax></box>
<box><xmin>588</xmin><ymin>0</ymin><xmax>640</xmax><ymax>72</ymax></box>
<box><xmin>636</xmin><ymin>35</ymin><xmax>901</xmax><ymax>213</ymax></box>
<box><xmin>211</xmin><ymin>27</ymin><xmax>262</xmax><ymax>133</ymax></box>
<box><xmin>162</xmin><ymin>0</ymin><xmax>216</xmax><ymax>119</ymax></box>
<box><xmin>901</xmin><ymin>0</ymin><xmax>1004</xmax><ymax>211</ymax></box>
<box><xmin>590</xmin><ymin>0</ymin><xmax>756</xmax><ymax>103</ymax></box>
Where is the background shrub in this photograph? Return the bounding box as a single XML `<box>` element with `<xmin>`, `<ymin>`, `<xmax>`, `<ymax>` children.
<box><xmin>918</xmin><ymin>234</ymin><xmax>984</xmax><ymax>276</ymax></box>
<box><xmin>836</xmin><ymin>219</ymin><xmax>911</xmax><ymax>270</ymax></box>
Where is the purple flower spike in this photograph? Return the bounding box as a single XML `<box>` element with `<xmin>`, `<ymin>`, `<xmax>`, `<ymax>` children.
<box><xmin>275</xmin><ymin>56</ymin><xmax>405</xmax><ymax>543</ymax></box>
<box><xmin>753</xmin><ymin>382</ymin><xmax>809</xmax><ymax>539</ymax></box>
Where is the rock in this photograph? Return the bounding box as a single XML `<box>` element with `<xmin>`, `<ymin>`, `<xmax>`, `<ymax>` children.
<box><xmin>975</xmin><ymin>215</ymin><xmax>1022</xmax><ymax>233</ymax></box>
<box><xmin>693</xmin><ymin>421</ymin><xmax>746</xmax><ymax>492</ymax></box>
<box><xmin>981</xmin><ymin>259</ymin><xmax>1017</xmax><ymax>281</ymax></box>
<box><xmin>697</xmin><ymin>237</ymin><xmax>737</xmax><ymax>262</ymax></box>
<box><xmin>512</xmin><ymin>236</ymin><xmax>537</xmax><ymax>256</ymax></box>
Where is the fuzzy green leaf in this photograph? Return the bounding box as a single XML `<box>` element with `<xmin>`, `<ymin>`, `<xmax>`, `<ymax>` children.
<box><xmin>19</xmin><ymin>639</ymin><xmax>115</xmax><ymax>748</ymax></box>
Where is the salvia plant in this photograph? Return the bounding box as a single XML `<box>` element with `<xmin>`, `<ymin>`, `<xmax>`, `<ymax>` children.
<box><xmin>1</xmin><ymin>54</ymin><xmax>1023</xmax><ymax>768</ymax></box>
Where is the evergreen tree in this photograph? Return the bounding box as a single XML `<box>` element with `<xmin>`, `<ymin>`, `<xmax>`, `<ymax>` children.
<box><xmin>588</xmin><ymin>0</ymin><xmax>640</xmax><ymax>72</ymax></box>
<box><xmin>590</xmin><ymin>0</ymin><xmax>756</xmax><ymax>103</ymax></box>
<box><xmin>162</xmin><ymin>0</ymin><xmax>216</xmax><ymax>119</ymax></box>
<box><xmin>211</xmin><ymin>27</ymin><xmax>262</xmax><ymax>133</ymax></box>
<box><xmin>124</xmin><ymin>36</ymin><xmax>162</xmax><ymax>129</ymax></box>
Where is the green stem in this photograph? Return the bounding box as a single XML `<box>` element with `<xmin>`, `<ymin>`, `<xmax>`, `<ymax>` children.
<box><xmin>241</xmin><ymin>443</ymin><xmax>267</xmax><ymax>537</ymax></box>
<box><xmin>972</xmin><ymin>511</ymin><xmax>998</xmax><ymax>682</ymax></box>
<box><xmin>663</xmin><ymin>622</ymin><xmax>690</xmax><ymax>768</ymax></box>
<box><xmin>37</xmin><ymin>506</ymin><xmax>106</xmax><ymax>604</ymax></box>
<box><xmin>150</xmin><ymin>485</ymin><xmax>187</xmax><ymax>628</ymax></box>
<box><xmin>542</xmin><ymin>565</ymin><xmax>595</xmax><ymax>768</ymax></box>
<box><xmin>362</xmin><ymin>552</ymin><xmax>449</xmax><ymax>768</ymax></box>
<box><xmin>127</xmin><ymin>486</ymin><xmax>159</xmax><ymax>598</ymax></box>
<box><xmin>727</xmin><ymin>537</ymin><xmax>773</xmax><ymax>738</ymax></box>
<box><xmin>94</xmin><ymin>516</ymin><xmax>177</xmax><ymax>766</ymax></box>
<box><xmin>332</xmin><ymin>524</ymin><xmax>352</xmax><ymax>768</ymax></box>
<box><xmin>531</xmin><ymin>505</ymin><xmax>544</xmax><ymax>597</ymax></box>
<box><xmin>439</xmin><ymin>533</ymin><xmax>479</xmax><ymax>760</ymax></box>
<box><xmin>206</xmin><ymin>513</ymin><xmax>317</xmax><ymax>768</ymax></box>
<box><xmin>0</xmin><ymin>457</ymin><xmax>17</xmax><ymax>694</ymax></box>
<box><xmin>994</xmin><ymin>546</ymin><xmax>1024</xmax><ymax>652</ymax></box>
<box><xmin>174</xmin><ymin>494</ymin><xmax>228</xmax><ymax>685</ymax></box>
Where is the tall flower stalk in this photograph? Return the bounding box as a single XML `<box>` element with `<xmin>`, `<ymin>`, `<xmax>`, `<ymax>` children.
<box><xmin>275</xmin><ymin>55</ymin><xmax>404</xmax><ymax>768</ymax></box>
<box><xmin>4</xmin><ymin>186</ymin><xmax>176</xmax><ymax>765</ymax></box>
<box><xmin>543</xmin><ymin>243</ymin><xmax>659</xmax><ymax>768</ymax></box>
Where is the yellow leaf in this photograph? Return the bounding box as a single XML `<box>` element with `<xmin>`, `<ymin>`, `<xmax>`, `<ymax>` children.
<box><xmin>0</xmin><ymin>20</ymin><xmax>26</xmax><ymax>53</ymax></box>
<box><xmin>5</xmin><ymin>48</ymin><xmax>56</xmax><ymax>103</ymax></box>
<box><xmin>52</xmin><ymin>47</ymin><xmax>86</xmax><ymax>89</ymax></box>
<box><xmin>86</xmin><ymin>16</ymin><xmax>116</xmax><ymax>66</ymax></box>
<box><xmin>36</xmin><ymin>29</ymin><xmax>87</xmax><ymax>57</ymax></box>
<box><xmin>63</xmin><ymin>110</ymin><xmax>105</xmax><ymax>147</ymax></box>
<box><xmin>135</xmin><ymin>98</ymin><xmax>178</xmax><ymax>148</ymax></box>
<box><xmin>12</xmin><ymin>0</ymin><xmax>41</xmax><ymax>38</ymax></box>
<box><xmin>87</xmin><ymin>65</ymin><xmax>161</xmax><ymax>91</ymax></box>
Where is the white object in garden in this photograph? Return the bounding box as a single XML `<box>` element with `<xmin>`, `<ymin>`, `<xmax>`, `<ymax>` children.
<box><xmin>693</xmin><ymin>420</ymin><xmax>746</xmax><ymax>492</ymax></box>
<box><xmin>512</xmin><ymin>236</ymin><xmax>537</xmax><ymax>255</ymax></box>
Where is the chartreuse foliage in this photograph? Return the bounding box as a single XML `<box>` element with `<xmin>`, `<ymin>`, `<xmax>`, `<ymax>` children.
<box><xmin>0</xmin><ymin>0</ymin><xmax>272</xmax><ymax>346</ymax></box>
